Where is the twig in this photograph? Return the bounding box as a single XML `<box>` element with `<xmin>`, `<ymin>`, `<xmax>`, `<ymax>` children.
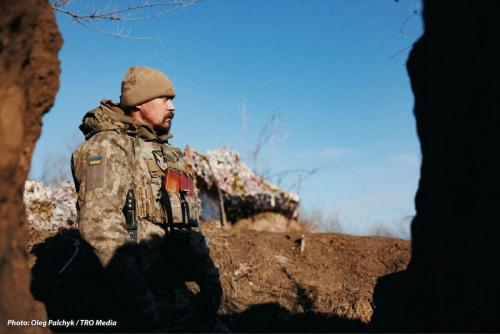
<box><xmin>389</xmin><ymin>45</ymin><xmax>413</xmax><ymax>60</ymax></box>
<box><xmin>270</xmin><ymin>163</ymin><xmax>334</xmax><ymax>194</ymax></box>
<box><xmin>389</xmin><ymin>9</ymin><xmax>422</xmax><ymax>59</ymax></box>
<box><xmin>51</xmin><ymin>1</ymin><xmax>202</xmax><ymax>22</ymax></box>
<box><xmin>399</xmin><ymin>10</ymin><xmax>421</xmax><ymax>37</ymax></box>
<box><xmin>50</xmin><ymin>0</ymin><xmax>202</xmax><ymax>40</ymax></box>
<box><xmin>74</xmin><ymin>19</ymin><xmax>162</xmax><ymax>41</ymax></box>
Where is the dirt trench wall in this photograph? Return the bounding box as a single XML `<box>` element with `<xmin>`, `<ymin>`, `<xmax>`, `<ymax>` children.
<box><xmin>372</xmin><ymin>1</ymin><xmax>500</xmax><ymax>331</ymax></box>
<box><xmin>0</xmin><ymin>1</ymin><xmax>62</xmax><ymax>332</ymax></box>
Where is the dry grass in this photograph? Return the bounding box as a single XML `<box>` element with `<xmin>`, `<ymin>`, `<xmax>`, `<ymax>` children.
<box><xmin>298</xmin><ymin>208</ymin><xmax>342</xmax><ymax>233</ymax></box>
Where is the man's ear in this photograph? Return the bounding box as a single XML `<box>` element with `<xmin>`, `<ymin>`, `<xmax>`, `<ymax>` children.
<box><xmin>125</xmin><ymin>106</ymin><xmax>140</xmax><ymax>116</ymax></box>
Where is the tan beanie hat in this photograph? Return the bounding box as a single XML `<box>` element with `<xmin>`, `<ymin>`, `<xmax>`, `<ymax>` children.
<box><xmin>119</xmin><ymin>66</ymin><xmax>176</xmax><ymax>108</ymax></box>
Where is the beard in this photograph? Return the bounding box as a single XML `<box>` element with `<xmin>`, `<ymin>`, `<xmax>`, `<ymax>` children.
<box><xmin>153</xmin><ymin>115</ymin><xmax>173</xmax><ymax>134</ymax></box>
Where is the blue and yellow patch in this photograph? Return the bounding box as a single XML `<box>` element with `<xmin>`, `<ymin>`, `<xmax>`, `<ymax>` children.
<box><xmin>89</xmin><ymin>156</ymin><xmax>102</xmax><ymax>166</ymax></box>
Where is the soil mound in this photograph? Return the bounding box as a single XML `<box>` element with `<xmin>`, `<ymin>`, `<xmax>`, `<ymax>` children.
<box><xmin>232</xmin><ymin>212</ymin><xmax>308</xmax><ymax>233</ymax></box>
<box><xmin>202</xmin><ymin>228</ymin><xmax>409</xmax><ymax>331</ymax></box>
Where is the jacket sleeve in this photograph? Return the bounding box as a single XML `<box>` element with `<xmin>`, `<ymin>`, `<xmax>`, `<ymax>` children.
<box><xmin>71</xmin><ymin>132</ymin><xmax>132</xmax><ymax>267</ymax></box>
<box><xmin>71</xmin><ymin>132</ymin><xmax>164</xmax><ymax>331</ymax></box>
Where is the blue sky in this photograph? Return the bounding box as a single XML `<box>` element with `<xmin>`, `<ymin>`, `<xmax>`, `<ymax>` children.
<box><xmin>31</xmin><ymin>0</ymin><xmax>423</xmax><ymax>238</ymax></box>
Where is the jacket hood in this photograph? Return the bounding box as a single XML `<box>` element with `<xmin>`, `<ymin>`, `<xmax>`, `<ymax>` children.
<box><xmin>79</xmin><ymin>100</ymin><xmax>173</xmax><ymax>143</ymax></box>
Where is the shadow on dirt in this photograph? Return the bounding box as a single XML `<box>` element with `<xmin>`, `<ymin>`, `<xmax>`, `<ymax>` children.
<box><xmin>30</xmin><ymin>228</ymin><xmax>224</xmax><ymax>332</ymax></box>
<box><xmin>30</xmin><ymin>229</ymin><xmax>110</xmax><ymax>332</ymax></box>
<box><xmin>221</xmin><ymin>303</ymin><xmax>367</xmax><ymax>332</ymax></box>
<box><xmin>31</xmin><ymin>228</ymin><xmax>368</xmax><ymax>333</ymax></box>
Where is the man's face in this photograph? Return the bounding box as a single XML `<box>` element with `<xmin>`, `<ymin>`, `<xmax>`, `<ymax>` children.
<box><xmin>134</xmin><ymin>96</ymin><xmax>175</xmax><ymax>134</ymax></box>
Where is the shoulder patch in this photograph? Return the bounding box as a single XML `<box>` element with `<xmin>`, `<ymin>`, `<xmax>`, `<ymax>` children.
<box><xmin>153</xmin><ymin>150</ymin><xmax>168</xmax><ymax>171</ymax></box>
<box><xmin>162</xmin><ymin>149</ymin><xmax>178</xmax><ymax>163</ymax></box>
<box><xmin>89</xmin><ymin>155</ymin><xmax>102</xmax><ymax>165</ymax></box>
<box><xmin>86</xmin><ymin>155</ymin><xmax>105</xmax><ymax>191</ymax></box>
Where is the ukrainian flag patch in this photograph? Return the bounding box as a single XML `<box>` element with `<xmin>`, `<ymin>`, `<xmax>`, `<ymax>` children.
<box><xmin>89</xmin><ymin>156</ymin><xmax>102</xmax><ymax>166</ymax></box>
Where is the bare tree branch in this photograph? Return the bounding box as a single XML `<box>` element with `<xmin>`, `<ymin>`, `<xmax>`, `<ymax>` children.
<box><xmin>389</xmin><ymin>8</ymin><xmax>422</xmax><ymax>59</ymax></box>
<box><xmin>52</xmin><ymin>1</ymin><xmax>201</xmax><ymax>22</ymax></box>
<box><xmin>272</xmin><ymin>164</ymin><xmax>334</xmax><ymax>194</ymax></box>
<box><xmin>250</xmin><ymin>114</ymin><xmax>283</xmax><ymax>178</ymax></box>
<box><xmin>238</xmin><ymin>109</ymin><xmax>330</xmax><ymax>197</ymax></box>
<box><xmin>73</xmin><ymin>18</ymin><xmax>162</xmax><ymax>41</ymax></box>
<box><xmin>39</xmin><ymin>132</ymin><xmax>83</xmax><ymax>185</ymax></box>
<box><xmin>399</xmin><ymin>9</ymin><xmax>421</xmax><ymax>37</ymax></box>
<box><xmin>50</xmin><ymin>0</ymin><xmax>202</xmax><ymax>39</ymax></box>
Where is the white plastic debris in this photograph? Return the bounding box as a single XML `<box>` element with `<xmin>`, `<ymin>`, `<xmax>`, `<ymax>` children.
<box><xmin>24</xmin><ymin>180</ymin><xmax>77</xmax><ymax>230</ymax></box>
<box><xmin>184</xmin><ymin>146</ymin><xmax>300</xmax><ymax>221</ymax></box>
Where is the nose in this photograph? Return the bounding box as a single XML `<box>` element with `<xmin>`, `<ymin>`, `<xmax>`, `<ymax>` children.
<box><xmin>166</xmin><ymin>99</ymin><xmax>175</xmax><ymax>112</ymax></box>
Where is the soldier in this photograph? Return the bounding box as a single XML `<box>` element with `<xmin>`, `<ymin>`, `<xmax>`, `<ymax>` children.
<box><xmin>71</xmin><ymin>67</ymin><xmax>226</xmax><ymax>332</ymax></box>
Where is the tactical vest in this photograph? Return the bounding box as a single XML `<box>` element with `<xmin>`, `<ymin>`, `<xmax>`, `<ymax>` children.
<box><xmin>128</xmin><ymin>137</ymin><xmax>199</xmax><ymax>228</ymax></box>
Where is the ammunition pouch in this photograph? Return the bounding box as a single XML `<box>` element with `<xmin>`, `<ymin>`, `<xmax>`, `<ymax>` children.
<box><xmin>164</xmin><ymin>168</ymin><xmax>193</xmax><ymax>195</ymax></box>
<box><xmin>130</xmin><ymin>138</ymin><xmax>200</xmax><ymax>229</ymax></box>
<box><xmin>160</xmin><ymin>167</ymin><xmax>198</xmax><ymax>229</ymax></box>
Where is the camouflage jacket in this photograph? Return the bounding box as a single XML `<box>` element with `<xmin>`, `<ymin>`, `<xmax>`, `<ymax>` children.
<box><xmin>71</xmin><ymin>100</ymin><xmax>200</xmax><ymax>266</ymax></box>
